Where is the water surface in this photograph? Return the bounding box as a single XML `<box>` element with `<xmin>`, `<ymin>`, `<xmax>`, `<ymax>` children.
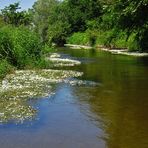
<box><xmin>1</xmin><ymin>48</ymin><xmax>148</xmax><ymax>148</ymax></box>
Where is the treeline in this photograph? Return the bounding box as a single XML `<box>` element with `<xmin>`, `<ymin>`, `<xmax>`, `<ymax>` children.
<box><xmin>0</xmin><ymin>0</ymin><xmax>148</xmax><ymax>77</ymax></box>
<box><xmin>32</xmin><ymin>0</ymin><xmax>148</xmax><ymax>52</ymax></box>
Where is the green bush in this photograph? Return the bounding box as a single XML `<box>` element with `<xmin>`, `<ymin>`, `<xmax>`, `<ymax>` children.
<box><xmin>96</xmin><ymin>29</ymin><xmax>125</xmax><ymax>48</ymax></box>
<box><xmin>0</xmin><ymin>25</ymin><xmax>41</xmax><ymax>68</ymax></box>
<box><xmin>67</xmin><ymin>32</ymin><xmax>90</xmax><ymax>45</ymax></box>
<box><xmin>41</xmin><ymin>44</ymin><xmax>55</xmax><ymax>55</ymax></box>
<box><xmin>0</xmin><ymin>60</ymin><xmax>13</xmax><ymax>78</ymax></box>
<box><xmin>67</xmin><ymin>31</ymin><xmax>99</xmax><ymax>46</ymax></box>
<box><xmin>67</xmin><ymin>29</ymin><xmax>142</xmax><ymax>52</ymax></box>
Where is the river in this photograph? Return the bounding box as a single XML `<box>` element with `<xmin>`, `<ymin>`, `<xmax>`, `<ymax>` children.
<box><xmin>0</xmin><ymin>48</ymin><xmax>148</xmax><ymax>148</ymax></box>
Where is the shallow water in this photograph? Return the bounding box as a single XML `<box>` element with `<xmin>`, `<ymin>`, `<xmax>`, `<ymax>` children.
<box><xmin>1</xmin><ymin>48</ymin><xmax>148</xmax><ymax>148</ymax></box>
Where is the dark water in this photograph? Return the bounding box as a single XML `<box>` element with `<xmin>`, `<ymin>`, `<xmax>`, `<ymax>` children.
<box><xmin>1</xmin><ymin>48</ymin><xmax>148</xmax><ymax>148</ymax></box>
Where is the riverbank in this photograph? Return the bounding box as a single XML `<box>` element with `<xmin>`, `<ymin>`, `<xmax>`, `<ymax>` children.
<box><xmin>65</xmin><ymin>44</ymin><xmax>92</xmax><ymax>49</ymax></box>
<box><xmin>100</xmin><ymin>47</ymin><xmax>148</xmax><ymax>57</ymax></box>
<box><xmin>65</xmin><ymin>44</ymin><xmax>148</xmax><ymax>57</ymax></box>
<box><xmin>0</xmin><ymin>52</ymin><xmax>95</xmax><ymax>123</ymax></box>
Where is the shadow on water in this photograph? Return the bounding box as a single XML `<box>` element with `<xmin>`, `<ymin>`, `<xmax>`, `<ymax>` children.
<box><xmin>56</xmin><ymin>48</ymin><xmax>148</xmax><ymax>148</ymax></box>
<box><xmin>1</xmin><ymin>48</ymin><xmax>148</xmax><ymax>148</ymax></box>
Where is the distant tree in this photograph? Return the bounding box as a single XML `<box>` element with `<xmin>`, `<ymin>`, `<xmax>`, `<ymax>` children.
<box><xmin>1</xmin><ymin>2</ymin><xmax>31</xmax><ymax>26</ymax></box>
<box><xmin>65</xmin><ymin>0</ymin><xmax>102</xmax><ymax>32</ymax></box>
<box><xmin>32</xmin><ymin>0</ymin><xmax>59</xmax><ymax>43</ymax></box>
<box><xmin>32</xmin><ymin>0</ymin><xmax>102</xmax><ymax>45</ymax></box>
<box><xmin>47</xmin><ymin>0</ymin><xmax>102</xmax><ymax>46</ymax></box>
<box><xmin>47</xmin><ymin>1</ymin><xmax>71</xmax><ymax>46</ymax></box>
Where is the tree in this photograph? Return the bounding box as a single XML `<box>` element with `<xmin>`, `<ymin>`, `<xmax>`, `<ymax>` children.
<box><xmin>47</xmin><ymin>0</ymin><xmax>102</xmax><ymax>45</ymax></box>
<box><xmin>32</xmin><ymin>0</ymin><xmax>103</xmax><ymax>45</ymax></box>
<box><xmin>1</xmin><ymin>2</ymin><xmax>32</xmax><ymax>26</ymax></box>
<box><xmin>47</xmin><ymin>1</ymin><xmax>71</xmax><ymax>46</ymax></box>
<box><xmin>32</xmin><ymin>0</ymin><xmax>59</xmax><ymax>43</ymax></box>
<box><xmin>109</xmin><ymin>0</ymin><xmax>148</xmax><ymax>51</ymax></box>
<box><xmin>64</xmin><ymin>0</ymin><xmax>102</xmax><ymax>32</ymax></box>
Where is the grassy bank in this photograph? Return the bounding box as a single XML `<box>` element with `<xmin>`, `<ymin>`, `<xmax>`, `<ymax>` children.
<box><xmin>0</xmin><ymin>25</ymin><xmax>51</xmax><ymax>78</ymax></box>
<box><xmin>67</xmin><ymin>30</ymin><xmax>140</xmax><ymax>52</ymax></box>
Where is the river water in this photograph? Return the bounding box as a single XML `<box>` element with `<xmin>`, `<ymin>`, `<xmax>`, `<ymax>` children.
<box><xmin>0</xmin><ymin>48</ymin><xmax>148</xmax><ymax>148</ymax></box>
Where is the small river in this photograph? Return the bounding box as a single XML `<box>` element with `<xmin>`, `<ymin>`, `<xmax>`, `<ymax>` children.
<box><xmin>0</xmin><ymin>48</ymin><xmax>148</xmax><ymax>148</ymax></box>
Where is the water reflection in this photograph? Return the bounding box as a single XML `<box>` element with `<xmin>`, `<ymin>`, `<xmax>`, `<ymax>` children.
<box><xmin>1</xmin><ymin>48</ymin><xmax>148</xmax><ymax>148</ymax></box>
<box><xmin>63</xmin><ymin>49</ymin><xmax>148</xmax><ymax>148</ymax></box>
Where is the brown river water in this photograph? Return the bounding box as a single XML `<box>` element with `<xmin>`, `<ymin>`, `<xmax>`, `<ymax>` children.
<box><xmin>0</xmin><ymin>48</ymin><xmax>148</xmax><ymax>148</ymax></box>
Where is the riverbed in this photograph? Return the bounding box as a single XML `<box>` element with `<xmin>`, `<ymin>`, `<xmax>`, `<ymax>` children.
<box><xmin>0</xmin><ymin>47</ymin><xmax>148</xmax><ymax>148</ymax></box>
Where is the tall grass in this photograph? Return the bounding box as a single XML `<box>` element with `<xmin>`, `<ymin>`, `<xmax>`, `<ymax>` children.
<box><xmin>0</xmin><ymin>25</ymin><xmax>51</xmax><ymax>78</ymax></box>
<box><xmin>0</xmin><ymin>25</ymin><xmax>42</xmax><ymax>69</ymax></box>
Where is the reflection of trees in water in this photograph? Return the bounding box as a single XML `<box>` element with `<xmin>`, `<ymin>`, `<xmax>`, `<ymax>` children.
<box><xmin>72</xmin><ymin>54</ymin><xmax>148</xmax><ymax>148</ymax></box>
<box><xmin>73</xmin><ymin>85</ymin><xmax>148</xmax><ymax>148</ymax></box>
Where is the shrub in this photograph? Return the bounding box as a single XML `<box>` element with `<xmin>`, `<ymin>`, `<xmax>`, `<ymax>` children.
<box><xmin>0</xmin><ymin>26</ymin><xmax>41</xmax><ymax>68</ymax></box>
<box><xmin>0</xmin><ymin>60</ymin><xmax>13</xmax><ymax>78</ymax></box>
<box><xmin>67</xmin><ymin>32</ymin><xmax>90</xmax><ymax>45</ymax></box>
<box><xmin>96</xmin><ymin>29</ymin><xmax>137</xmax><ymax>50</ymax></box>
<box><xmin>42</xmin><ymin>44</ymin><xmax>54</xmax><ymax>54</ymax></box>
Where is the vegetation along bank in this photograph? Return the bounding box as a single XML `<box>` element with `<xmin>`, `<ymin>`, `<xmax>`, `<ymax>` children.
<box><xmin>0</xmin><ymin>0</ymin><xmax>148</xmax><ymax>76</ymax></box>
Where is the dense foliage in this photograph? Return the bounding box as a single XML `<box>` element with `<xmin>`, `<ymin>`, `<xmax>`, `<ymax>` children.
<box><xmin>0</xmin><ymin>3</ymin><xmax>47</xmax><ymax>77</ymax></box>
<box><xmin>1</xmin><ymin>2</ymin><xmax>32</xmax><ymax>26</ymax></box>
<box><xmin>0</xmin><ymin>26</ymin><xmax>41</xmax><ymax>68</ymax></box>
<box><xmin>33</xmin><ymin>0</ymin><xmax>102</xmax><ymax>46</ymax></box>
<box><xmin>111</xmin><ymin>0</ymin><xmax>148</xmax><ymax>51</ymax></box>
<box><xmin>32</xmin><ymin>0</ymin><xmax>59</xmax><ymax>43</ymax></box>
<box><xmin>32</xmin><ymin>0</ymin><xmax>148</xmax><ymax>51</ymax></box>
<box><xmin>0</xmin><ymin>0</ymin><xmax>148</xmax><ymax>77</ymax></box>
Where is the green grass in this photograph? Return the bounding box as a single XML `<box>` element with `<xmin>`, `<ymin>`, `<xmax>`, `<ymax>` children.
<box><xmin>0</xmin><ymin>60</ymin><xmax>14</xmax><ymax>79</ymax></box>
<box><xmin>0</xmin><ymin>25</ymin><xmax>53</xmax><ymax>77</ymax></box>
<box><xmin>0</xmin><ymin>25</ymin><xmax>42</xmax><ymax>69</ymax></box>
